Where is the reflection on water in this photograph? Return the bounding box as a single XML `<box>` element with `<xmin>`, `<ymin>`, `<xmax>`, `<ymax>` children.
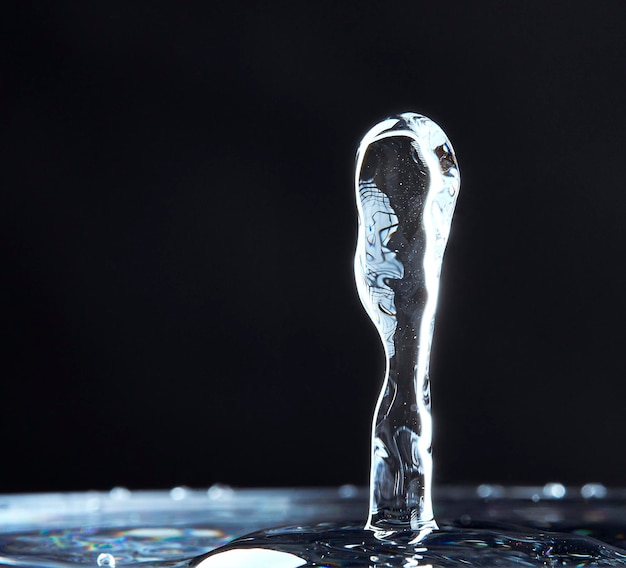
<box><xmin>0</xmin><ymin>487</ymin><xmax>365</xmax><ymax>567</ymax></box>
<box><xmin>196</xmin><ymin>548</ymin><xmax>307</xmax><ymax>568</ymax></box>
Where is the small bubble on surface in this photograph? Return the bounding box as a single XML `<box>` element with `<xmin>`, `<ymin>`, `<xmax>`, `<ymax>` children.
<box><xmin>531</xmin><ymin>493</ymin><xmax>541</xmax><ymax>502</ymax></box>
<box><xmin>170</xmin><ymin>486</ymin><xmax>189</xmax><ymax>501</ymax></box>
<box><xmin>207</xmin><ymin>484</ymin><xmax>234</xmax><ymax>500</ymax></box>
<box><xmin>338</xmin><ymin>484</ymin><xmax>358</xmax><ymax>498</ymax></box>
<box><xmin>109</xmin><ymin>487</ymin><xmax>131</xmax><ymax>500</ymax></box>
<box><xmin>581</xmin><ymin>483</ymin><xmax>607</xmax><ymax>499</ymax></box>
<box><xmin>96</xmin><ymin>553</ymin><xmax>116</xmax><ymax>567</ymax></box>
<box><xmin>543</xmin><ymin>483</ymin><xmax>567</xmax><ymax>499</ymax></box>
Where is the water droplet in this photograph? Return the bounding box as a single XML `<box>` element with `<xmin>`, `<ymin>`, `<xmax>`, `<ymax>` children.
<box><xmin>170</xmin><ymin>486</ymin><xmax>189</xmax><ymax>501</ymax></box>
<box><xmin>581</xmin><ymin>483</ymin><xmax>607</xmax><ymax>499</ymax></box>
<box><xmin>476</xmin><ymin>484</ymin><xmax>504</xmax><ymax>499</ymax></box>
<box><xmin>109</xmin><ymin>487</ymin><xmax>131</xmax><ymax>500</ymax></box>
<box><xmin>543</xmin><ymin>483</ymin><xmax>566</xmax><ymax>499</ymax></box>
<box><xmin>96</xmin><ymin>553</ymin><xmax>116</xmax><ymax>567</ymax></box>
<box><xmin>338</xmin><ymin>484</ymin><xmax>358</xmax><ymax>498</ymax></box>
<box><xmin>207</xmin><ymin>484</ymin><xmax>234</xmax><ymax>500</ymax></box>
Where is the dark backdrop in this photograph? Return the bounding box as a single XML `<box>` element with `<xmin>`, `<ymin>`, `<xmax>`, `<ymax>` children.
<box><xmin>3</xmin><ymin>2</ymin><xmax>626</xmax><ymax>493</ymax></box>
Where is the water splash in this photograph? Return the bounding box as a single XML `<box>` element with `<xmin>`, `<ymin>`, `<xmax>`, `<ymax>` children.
<box><xmin>354</xmin><ymin>113</ymin><xmax>460</xmax><ymax>534</ymax></box>
<box><xmin>191</xmin><ymin>114</ymin><xmax>626</xmax><ymax>566</ymax></box>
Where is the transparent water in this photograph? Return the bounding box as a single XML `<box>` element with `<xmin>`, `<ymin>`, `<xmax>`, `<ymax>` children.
<box><xmin>354</xmin><ymin>113</ymin><xmax>459</xmax><ymax>532</ymax></box>
<box><xmin>4</xmin><ymin>486</ymin><xmax>626</xmax><ymax>567</ymax></box>
<box><xmin>194</xmin><ymin>522</ymin><xmax>626</xmax><ymax>567</ymax></box>
<box><xmin>0</xmin><ymin>487</ymin><xmax>367</xmax><ymax>566</ymax></box>
<box><xmin>4</xmin><ymin>114</ymin><xmax>626</xmax><ymax>567</ymax></box>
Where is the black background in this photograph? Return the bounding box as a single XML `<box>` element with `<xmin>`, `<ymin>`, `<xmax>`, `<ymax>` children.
<box><xmin>3</xmin><ymin>2</ymin><xmax>626</xmax><ymax>494</ymax></box>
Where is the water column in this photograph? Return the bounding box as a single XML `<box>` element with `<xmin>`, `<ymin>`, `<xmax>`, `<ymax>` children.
<box><xmin>354</xmin><ymin>113</ymin><xmax>460</xmax><ymax>534</ymax></box>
